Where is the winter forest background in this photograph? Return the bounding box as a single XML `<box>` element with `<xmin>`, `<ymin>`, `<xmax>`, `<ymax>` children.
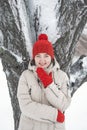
<box><xmin>0</xmin><ymin>0</ymin><xmax>87</xmax><ymax>130</ymax></box>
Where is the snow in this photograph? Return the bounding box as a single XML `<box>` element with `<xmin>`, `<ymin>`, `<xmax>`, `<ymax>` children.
<box><xmin>69</xmin><ymin>55</ymin><xmax>87</xmax><ymax>94</ymax></box>
<box><xmin>17</xmin><ymin>0</ymin><xmax>32</xmax><ymax>57</ymax></box>
<box><xmin>1</xmin><ymin>46</ymin><xmax>23</xmax><ymax>63</ymax></box>
<box><xmin>0</xmin><ymin>59</ymin><xmax>14</xmax><ymax>130</ymax></box>
<box><xmin>0</xmin><ymin>59</ymin><xmax>87</xmax><ymax>130</ymax></box>
<box><xmin>8</xmin><ymin>0</ymin><xmax>32</xmax><ymax>58</ymax></box>
<box><xmin>82</xmin><ymin>23</ymin><xmax>87</xmax><ymax>35</ymax></box>
<box><xmin>8</xmin><ymin>0</ymin><xmax>20</xmax><ymax>31</ymax></box>
<box><xmin>32</xmin><ymin>0</ymin><xmax>61</xmax><ymax>43</ymax></box>
<box><xmin>0</xmin><ymin>30</ymin><xmax>4</xmax><ymax>46</ymax></box>
<box><xmin>65</xmin><ymin>82</ymin><xmax>87</xmax><ymax>130</ymax></box>
<box><xmin>36</xmin><ymin>0</ymin><xmax>61</xmax><ymax>42</ymax></box>
<box><xmin>82</xmin><ymin>56</ymin><xmax>87</xmax><ymax>70</ymax></box>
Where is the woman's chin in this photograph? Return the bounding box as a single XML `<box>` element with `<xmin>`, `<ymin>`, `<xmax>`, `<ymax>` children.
<box><xmin>38</xmin><ymin>65</ymin><xmax>47</xmax><ymax>69</ymax></box>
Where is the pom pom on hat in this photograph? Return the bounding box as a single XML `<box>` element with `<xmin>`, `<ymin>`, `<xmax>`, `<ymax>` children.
<box><xmin>38</xmin><ymin>34</ymin><xmax>48</xmax><ymax>40</ymax></box>
<box><xmin>32</xmin><ymin>34</ymin><xmax>54</xmax><ymax>59</ymax></box>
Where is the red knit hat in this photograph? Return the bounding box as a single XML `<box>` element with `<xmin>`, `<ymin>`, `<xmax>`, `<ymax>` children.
<box><xmin>32</xmin><ymin>34</ymin><xmax>54</xmax><ymax>59</ymax></box>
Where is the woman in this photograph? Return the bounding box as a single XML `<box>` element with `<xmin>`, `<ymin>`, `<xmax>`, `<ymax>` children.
<box><xmin>17</xmin><ymin>34</ymin><xmax>71</xmax><ymax>130</ymax></box>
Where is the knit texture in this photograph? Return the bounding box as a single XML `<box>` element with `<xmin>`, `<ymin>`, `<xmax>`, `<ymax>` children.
<box><xmin>56</xmin><ymin>110</ymin><xmax>65</xmax><ymax>123</ymax></box>
<box><xmin>32</xmin><ymin>34</ymin><xmax>54</xmax><ymax>59</ymax></box>
<box><xmin>36</xmin><ymin>67</ymin><xmax>53</xmax><ymax>88</ymax></box>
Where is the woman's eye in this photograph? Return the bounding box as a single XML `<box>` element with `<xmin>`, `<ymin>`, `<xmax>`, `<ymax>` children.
<box><xmin>45</xmin><ymin>55</ymin><xmax>49</xmax><ymax>57</ymax></box>
<box><xmin>36</xmin><ymin>55</ymin><xmax>40</xmax><ymax>58</ymax></box>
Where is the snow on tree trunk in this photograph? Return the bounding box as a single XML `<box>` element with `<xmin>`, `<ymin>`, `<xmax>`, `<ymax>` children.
<box><xmin>0</xmin><ymin>0</ymin><xmax>87</xmax><ymax>130</ymax></box>
<box><xmin>69</xmin><ymin>55</ymin><xmax>87</xmax><ymax>96</ymax></box>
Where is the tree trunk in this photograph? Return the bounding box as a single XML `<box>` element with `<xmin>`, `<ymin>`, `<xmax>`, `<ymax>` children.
<box><xmin>0</xmin><ymin>0</ymin><xmax>87</xmax><ymax>130</ymax></box>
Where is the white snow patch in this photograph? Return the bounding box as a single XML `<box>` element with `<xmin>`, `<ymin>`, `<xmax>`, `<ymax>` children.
<box><xmin>0</xmin><ymin>30</ymin><xmax>4</xmax><ymax>46</ymax></box>
<box><xmin>65</xmin><ymin>82</ymin><xmax>87</xmax><ymax>130</ymax></box>
<box><xmin>5</xmin><ymin>69</ymin><xmax>10</xmax><ymax>77</ymax></box>
<box><xmin>17</xmin><ymin>0</ymin><xmax>32</xmax><ymax>57</ymax></box>
<box><xmin>0</xmin><ymin>59</ymin><xmax>14</xmax><ymax>130</ymax></box>
<box><xmin>82</xmin><ymin>23</ymin><xmax>87</xmax><ymax>35</ymax></box>
<box><xmin>81</xmin><ymin>56</ymin><xmax>87</xmax><ymax>70</ymax></box>
<box><xmin>10</xmin><ymin>51</ymin><xmax>23</xmax><ymax>63</ymax></box>
<box><xmin>32</xmin><ymin>0</ymin><xmax>61</xmax><ymax>43</ymax></box>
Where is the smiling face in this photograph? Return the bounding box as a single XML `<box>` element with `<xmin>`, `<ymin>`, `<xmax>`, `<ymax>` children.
<box><xmin>34</xmin><ymin>53</ymin><xmax>52</xmax><ymax>68</ymax></box>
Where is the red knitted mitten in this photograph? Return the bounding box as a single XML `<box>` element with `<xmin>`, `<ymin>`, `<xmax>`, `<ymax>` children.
<box><xmin>56</xmin><ymin>110</ymin><xmax>65</xmax><ymax>123</ymax></box>
<box><xmin>36</xmin><ymin>67</ymin><xmax>53</xmax><ymax>88</ymax></box>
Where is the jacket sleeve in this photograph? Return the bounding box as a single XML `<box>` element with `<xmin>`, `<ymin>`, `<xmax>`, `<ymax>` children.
<box><xmin>17</xmin><ymin>71</ymin><xmax>57</xmax><ymax>123</ymax></box>
<box><xmin>44</xmin><ymin>73</ymin><xmax>71</xmax><ymax>112</ymax></box>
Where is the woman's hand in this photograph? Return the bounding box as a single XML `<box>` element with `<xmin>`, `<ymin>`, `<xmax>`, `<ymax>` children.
<box><xmin>36</xmin><ymin>67</ymin><xmax>53</xmax><ymax>88</ymax></box>
<box><xmin>56</xmin><ymin>110</ymin><xmax>65</xmax><ymax>123</ymax></box>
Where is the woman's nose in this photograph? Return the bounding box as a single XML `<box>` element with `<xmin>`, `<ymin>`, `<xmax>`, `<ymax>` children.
<box><xmin>39</xmin><ymin>57</ymin><xmax>45</xmax><ymax>62</ymax></box>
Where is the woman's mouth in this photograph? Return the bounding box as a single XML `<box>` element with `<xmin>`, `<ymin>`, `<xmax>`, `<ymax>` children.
<box><xmin>39</xmin><ymin>63</ymin><xmax>46</xmax><ymax>66</ymax></box>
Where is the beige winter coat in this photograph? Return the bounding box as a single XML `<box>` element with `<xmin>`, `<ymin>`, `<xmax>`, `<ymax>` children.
<box><xmin>17</xmin><ymin>58</ymin><xmax>71</xmax><ymax>130</ymax></box>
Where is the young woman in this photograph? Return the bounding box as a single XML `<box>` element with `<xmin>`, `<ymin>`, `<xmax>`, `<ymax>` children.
<box><xmin>17</xmin><ymin>34</ymin><xmax>71</xmax><ymax>130</ymax></box>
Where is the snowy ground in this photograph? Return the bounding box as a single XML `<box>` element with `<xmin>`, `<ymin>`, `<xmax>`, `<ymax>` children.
<box><xmin>0</xmin><ymin>59</ymin><xmax>87</xmax><ymax>130</ymax></box>
<box><xmin>0</xmin><ymin>60</ymin><xmax>14</xmax><ymax>130</ymax></box>
<box><xmin>65</xmin><ymin>82</ymin><xmax>87</xmax><ymax>130</ymax></box>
